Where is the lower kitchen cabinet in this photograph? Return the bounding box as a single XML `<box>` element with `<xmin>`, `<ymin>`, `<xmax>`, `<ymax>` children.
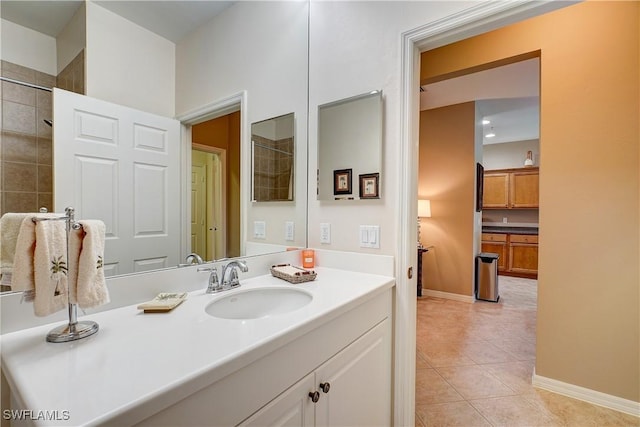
<box><xmin>481</xmin><ymin>233</ymin><xmax>538</xmax><ymax>278</ymax></box>
<box><xmin>241</xmin><ymin>319</ymin><xmax>391</xmax><ymax>427</ymax></box>
<box><xmin>508</xmin><ymin>234</ymin><xmax>539</xmax><ymax>275</ymax></box>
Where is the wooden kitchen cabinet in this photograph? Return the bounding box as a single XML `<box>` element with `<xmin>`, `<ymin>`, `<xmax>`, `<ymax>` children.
<box><xmin>481</xmin><ymin>232</ymin><xmax>538</xmax><ymax>278</ymax></box>
<box><xmin>508</xmin><ymin>234</ymin><xmax>539</xmax><ymax>275</ymax></box>
<box><xmin>480</xmin><ymin>233</ymin><xmax>508</xmax><ymax>272</ymax></box>
<box><xmin>483</xmin><ymin>168</ymin><xmax>539</xmax><ymax>209</ymax></box>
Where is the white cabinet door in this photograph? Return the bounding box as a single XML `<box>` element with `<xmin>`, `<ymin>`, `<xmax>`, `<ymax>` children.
<box><xmin>315</xmin><ymin>319</ymin><xmax>392</xmax><ymax>427</ymax></box>
<box><xmin>53</xmin><ymin>88</ymin><xmax>181</xmax><ymax>276</ymax></box>
<box><xmin>239</xmin><ymin>373</ymin><xmax>315</xmax><ymax>427</ymax></box>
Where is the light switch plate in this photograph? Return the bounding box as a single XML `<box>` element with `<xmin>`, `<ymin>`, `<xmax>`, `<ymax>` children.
<box><xmin>359</xmin><ymin>225</ymin><xmax>380</xmax><ymax>249</ymax></box>
<box><xmin>254</xmin><ymin>221</ymin><xmax>266</xmax><ymax>239</ymax></box>
<box><xmin>320</xmin><ymin>223</ymin><xmax>331</xmax><ymax>244</ymax></box>
<box><xmin>285</xmin><ymin>221</ymin><xmax>294</xmax><ymax>241</ymax></box>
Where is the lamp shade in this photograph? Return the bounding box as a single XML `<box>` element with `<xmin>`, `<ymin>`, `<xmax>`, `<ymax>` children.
<box><xmin>418</xmin><ymin>199</ymin><xmax>431</xmax><ymax>218</ymax></box>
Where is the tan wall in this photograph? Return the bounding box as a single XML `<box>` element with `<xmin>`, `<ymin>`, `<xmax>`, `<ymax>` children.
<box><xmin>192</xmin><ymin>111</ymin><xmax>241</xmax><ymax>258</ymax></box>
<box><xmin>421</xmin><ymin>1</ymin><xmax>639</xmax><ymax>403</ymax></box>
<box><xmin>419</xmin><ymin>102</ymin><xmax>476</xmax><ymax>297</ymax></box>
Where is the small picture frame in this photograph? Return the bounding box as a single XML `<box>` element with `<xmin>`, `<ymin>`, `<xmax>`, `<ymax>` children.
<box><xmin>359</xmin><ymin>173</ymin><xmax>379</xmax><ymax>199</ymax></box>
<box><xmin>476</xmin><ymin>163</ymin><xmax>484</xmax><ymax>212</ymax></box>
<box><xmin>333</xmin><ymin>169</ymin><xmax>352</xmax><ymax>195</ymax></box>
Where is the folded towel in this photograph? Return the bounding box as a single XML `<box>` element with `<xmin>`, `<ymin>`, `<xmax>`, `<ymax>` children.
<box><xmin>74</xmin><ymin>220</ymin><xmax>109</xmax><ymax>309</ymax></box>
<box><xmin>12</xmin><ymin>214</ymin><xmax>68</xmax><ymax>316</ymax></box>
<box><xmin>0</xmin><ymin>213</ymin><xmax>31</xmax><ymax>286</ymax></box>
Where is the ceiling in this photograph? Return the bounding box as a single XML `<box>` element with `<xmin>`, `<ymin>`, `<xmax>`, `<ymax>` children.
<box><xmin>421</xmin><ymin>58</ymin><xmax>540</xmax><ymax>145</ymax></box>
<box><xmin>0</xmin><ymin>1</ymin><xmax>234</xmax><ymax>43</ymax></box>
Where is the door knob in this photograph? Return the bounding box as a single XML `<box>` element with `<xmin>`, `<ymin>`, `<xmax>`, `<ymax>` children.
<box><xmin>308</xmin><ymin>391</ymin><xmax>320</xmax><ymax>403</ymax></box>
<box><xmin>319</xmin><ymin>382</ymin><xmax>330</xmax><ymax>393</ymax></box>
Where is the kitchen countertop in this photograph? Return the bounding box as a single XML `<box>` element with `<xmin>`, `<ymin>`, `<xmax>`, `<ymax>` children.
<box><xmin>482</xmin><ymin>222</ymin><xmax>538</xmax><ymax>235</ymax></box>
<box><xmin>482</xmin><ymin>226</ymin><xmax>538</xmax><ymax>235</ymax></box>
<box><xmin>0</xmin><ymin>267</ymin><xmax>394</xmax><ymax>426</ymax></box>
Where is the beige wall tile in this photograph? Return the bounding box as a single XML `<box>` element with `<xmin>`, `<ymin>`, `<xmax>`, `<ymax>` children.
<box><xmin>2</xmin><ymin>131</ymin><xmax>37</xmax><ymax>163</ymax></box>
<box><xmin>37</xmin><ymin>165</ymin><xmax>52</xmax><ymax>193</ymax></box>
<box><xmin>3</xmin><ymin>162</ymin><xmax>36</xmax><ymax>191</ymax></box>
<box><xmin>2</xmin><ymin>101</ymin><xmax>36</xmax><ymax>135</ymax></box>
<box><xmin>37</xmin><ymin>137</ymin><xmax>52</xmax><ymax>165</ymax></box>
<box><xmin>3</xmin><ymin>191</ymin><xmax>37</xmax><ymax>214</ymax></box>
<box><xmin>2</xmin><ymin>81</ymin><xmax>36</xmax><ymax>106</ymax></box>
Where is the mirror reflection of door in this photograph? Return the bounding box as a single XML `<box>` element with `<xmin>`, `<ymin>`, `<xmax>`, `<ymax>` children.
<box><xmin>192</xmin><ymin>111</ymin><xmax>241</xmax><ymax>259</ymax></box>
<box><xmin>191</xmin><ymin>149</ymin><xmax>225</xmax><ymax>261</ymax></box>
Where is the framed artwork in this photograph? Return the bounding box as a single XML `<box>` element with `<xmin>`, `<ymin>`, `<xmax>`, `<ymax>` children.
<box><xmin>476</xmin><ymin>163</ymin><xmax>484</xmax><ymax>212</ymax></box>
<box><xmin>333</xmin><ymin>169</ymin><xmax>352</xmax><ymax>195</ymax></box>
<box><xmin>359</xmin><ymin>173</ymin><xmax>379</xmax><ymax>199</ymax></box>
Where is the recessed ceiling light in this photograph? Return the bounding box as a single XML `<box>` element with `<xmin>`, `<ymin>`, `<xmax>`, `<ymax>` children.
<box><xmin>482</xmin><ymin>119</ymin><xmax>491</xmax><ymax>125</ymax></box>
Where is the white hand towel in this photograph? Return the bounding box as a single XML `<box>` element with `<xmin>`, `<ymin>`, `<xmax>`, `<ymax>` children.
<box><xmin>12</xmin><ymin>215</ymin><xmax>68</xmax><ymax>316</ymax></box>
<box><xmin>0</xmin><ymin>213</ymin><xmax>31</xmax><ymax>286</ymax></box>
<box><xmin>75</xmin><ymin>220</ymin><xmax>110</xmax><ymax>309</ymax></box>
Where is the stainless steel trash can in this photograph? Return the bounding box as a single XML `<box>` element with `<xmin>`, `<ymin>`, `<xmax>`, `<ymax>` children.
<box><xmin>476</xmin><ymin>253</ymin><xmax>499</xmax><ymax>302</ymax></box>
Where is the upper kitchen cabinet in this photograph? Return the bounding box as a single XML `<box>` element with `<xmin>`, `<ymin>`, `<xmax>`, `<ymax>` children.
<box><xmin>483</xmin><ymin>167</ymin><xmax>539</xmax><ymax>209</ymax></box>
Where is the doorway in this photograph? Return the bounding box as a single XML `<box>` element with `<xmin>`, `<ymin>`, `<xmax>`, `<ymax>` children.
<box><xmin>191</xmin><ymin>147</ymin><xmax>225</xmax><ymax>261</ymax></box>
<box><xmin>190</xmin><ymin>112</ymin><xmax>241</xmax><ymax>260</ymax></box>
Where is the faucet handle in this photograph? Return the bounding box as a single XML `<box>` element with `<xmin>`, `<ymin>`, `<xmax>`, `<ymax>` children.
<box><xmin>198</xmin><ymin>267</ymin><xmax>221</xmax><ymax>293</ymax></box>
<box><xmin>228</xmin><ymin>268</ymin><xmax>240</xmax><ymax>288</ymax></box>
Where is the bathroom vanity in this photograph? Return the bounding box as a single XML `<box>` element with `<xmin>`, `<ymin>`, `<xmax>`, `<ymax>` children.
<box><xmin>1</xmin><ymin>267</ymin><xmax>394</xmax><ymax>426</ymax></box>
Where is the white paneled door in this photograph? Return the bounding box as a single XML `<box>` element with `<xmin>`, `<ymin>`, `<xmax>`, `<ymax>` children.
<box><xmin>53</xmin><ymin>88</ymin><xmax>181</xmax><ymax>276</ymax></box>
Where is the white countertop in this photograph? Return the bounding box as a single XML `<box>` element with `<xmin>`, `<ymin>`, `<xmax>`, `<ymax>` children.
<box><xmin>1</xmin><ymin>267</ymin><xmax>394</xmax><ymax>426</ymax></box>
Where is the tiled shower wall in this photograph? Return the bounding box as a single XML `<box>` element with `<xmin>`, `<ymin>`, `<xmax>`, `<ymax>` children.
<box><xmin>1</xmin><ymin>51</ymin><xmax>84</xmax><ymax>215</ymax></box>
<box><xmin>1</xmin><ymin>61</ymin><xmax>55</xmax><ymax>215</ymax></box>
<box><xmin>252</xmin><ymin>135</ymin><xmax>294</xmax><ymax>201</ymax></box>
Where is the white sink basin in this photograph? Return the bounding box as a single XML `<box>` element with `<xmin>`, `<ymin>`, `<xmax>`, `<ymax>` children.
<box><xmin>205</xmin><ymin>287</ymin><xmax>313</xmax><ymax>320</ymax></box>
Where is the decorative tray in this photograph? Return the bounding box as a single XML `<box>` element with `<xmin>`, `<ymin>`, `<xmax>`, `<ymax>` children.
<box><xmin>137</xmin><ymin>292</ymin><xmax>187</xmax><ymax>313</ymax></box>
<box><xmin>270</xmin><ymin>264</ymin><xmax>317</xmax><ymax>284</ymax></box>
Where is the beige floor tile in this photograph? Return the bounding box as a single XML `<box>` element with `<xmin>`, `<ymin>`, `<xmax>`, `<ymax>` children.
<box><xmin>416</xmin><ymin>401</ymin><xmax>492</xmax><ymax>427</ymax></box>
<box><xmin>481</xmin><ymin>361</ymin><xmax>536</xmax><ymax>395</ymax></box>
<box><xmin>416</xmin><ymin>368</ymin><xmax>465</xmax><ymax>405</ymax></box>
<box><xmin>416</xmin><ymin>277</ymin><xmax>637</xmax><ymax>426</ymax></box>
<box><xmin>435</xmin><ymin>365</ymin><xmax>516</xmax><ymax>400</ymax></box>
<box><xmin>470</xmin><ymin>395</ymin><xmax>560</xmax><ymax>427</ymax></box>
<box><xmin>527</xmin><ymin>390</ymin><xmax>640</xmax><ymax>427</ymax></box>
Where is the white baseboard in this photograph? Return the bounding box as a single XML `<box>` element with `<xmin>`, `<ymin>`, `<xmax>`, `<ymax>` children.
<box><xmin>422</xmin><ymin>289</ymin><xmax>475</xmax><ymax>303</ymax></box>
<box><xmin>532</xmin><ymin>371</ymin><xmax>640</xmax><ymax>418</ymax></box>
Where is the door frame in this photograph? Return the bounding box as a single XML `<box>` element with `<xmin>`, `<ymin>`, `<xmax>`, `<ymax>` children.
<box><xmin>395</xmin><ymin>1</ymin><xmax>570</xmax><ymax>425</ymax></box>
<box><xmin>177</xmin><ymin>91</ymin><xmax>248</xmax><ymax>260</ymax></box>
<box><xmin>192</xmin><ymin>143</ymin><xmax>227</xmax><ymax>260</ymax></box>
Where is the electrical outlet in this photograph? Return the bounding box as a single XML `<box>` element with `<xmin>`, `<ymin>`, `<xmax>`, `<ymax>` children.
<box><xmin>285</xmin><ymin>221</ymin><xmax>294</xmax><ymax>241</ymax></box>
<box><xmin>320</xmin><ymin>223</ymin><xmax>331</xmax><ymax>244</ymax></box>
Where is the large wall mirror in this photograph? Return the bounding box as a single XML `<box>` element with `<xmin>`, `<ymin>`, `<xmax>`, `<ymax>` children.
<box><xmin>317</xmin><ymin>91</ymin><xmax>383</xmax><ymax>201</ymax></box>
<box><xmin>0</xmin><ymin>1</ymin><xmax>309</xmax><ymax>293</ymax></box>
<box><xmin>252</xmin><ymin>113</ymin><xmax>295</xmax><ymax>202</ymax></box>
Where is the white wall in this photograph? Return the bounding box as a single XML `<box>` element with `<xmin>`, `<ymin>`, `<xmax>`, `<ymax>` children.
<box><xmin>85</xmin><ymin>1</ymin><xmax>175</xmax><ymax>117</ymax></box>
<box><xmin>307</xmin><ymin>1</ymin><xmax>478</xmax><ymax>254</ymax></box>
<box><xmin>483</xmin><ymin>139</ymin><xmax>540</xmax><ymax>170</ymax></box>
<box><xmin>0</xmin><ymin>19</ymin><xmax>57</xmax><ymax>75</ymax></box>
<box><xmin>56</xmin><ymin>2</ymin><xmax>86</xmax><ymax>74</ymax></box>
<box><xmin>175</xmin><ymin>1</ymin><xmax>309</xmax><ymax>251</ymax></box>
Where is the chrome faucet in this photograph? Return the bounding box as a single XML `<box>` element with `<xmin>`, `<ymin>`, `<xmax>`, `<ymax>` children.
<box><xmin>198</xmin><ymin>260</ymin><xmax>248</xmax><ymax>294</ymax></box>
<box><xmin>220</xmin><ymin>260</ymin><xmax>248</xmax><ymax>289</ymax></box>
<box><xmin>185</xmin><ymin>253</ymin><xmax>204</xmax><ymax>265</ymax></box>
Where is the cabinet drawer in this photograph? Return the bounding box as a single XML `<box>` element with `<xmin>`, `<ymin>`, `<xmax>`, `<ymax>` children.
<box><xmin>481</xmin><ymin>233</ymin><xmax>507</xmax><ymax>242</ymax></box>
<box><xmin>509</xmin><ymin>234</ymin><xmax>538</xmax><ymax>244</ymax></box>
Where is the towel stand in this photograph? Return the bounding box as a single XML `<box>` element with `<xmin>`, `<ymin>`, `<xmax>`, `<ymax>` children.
<box><xmin>32</xmin><ymin>207</ymin><xmax>99</xmax><ymax>343</ymax></box>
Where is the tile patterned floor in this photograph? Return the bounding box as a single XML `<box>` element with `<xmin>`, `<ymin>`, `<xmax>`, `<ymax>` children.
<box><xmin>415</xmin><ymin>276</ymin><xmax>640</xmax><ymax>427</ymax></box>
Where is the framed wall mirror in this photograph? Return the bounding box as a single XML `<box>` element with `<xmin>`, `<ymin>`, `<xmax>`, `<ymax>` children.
<box><xmin>251</xmin><ymin>113</ymin><xmax>295</xmax><ymax>202</ymax></box>
<box><xmin>317</xmin><ymin>90</ymin><xmax>383</xmax><ymax>201</ymax></box>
